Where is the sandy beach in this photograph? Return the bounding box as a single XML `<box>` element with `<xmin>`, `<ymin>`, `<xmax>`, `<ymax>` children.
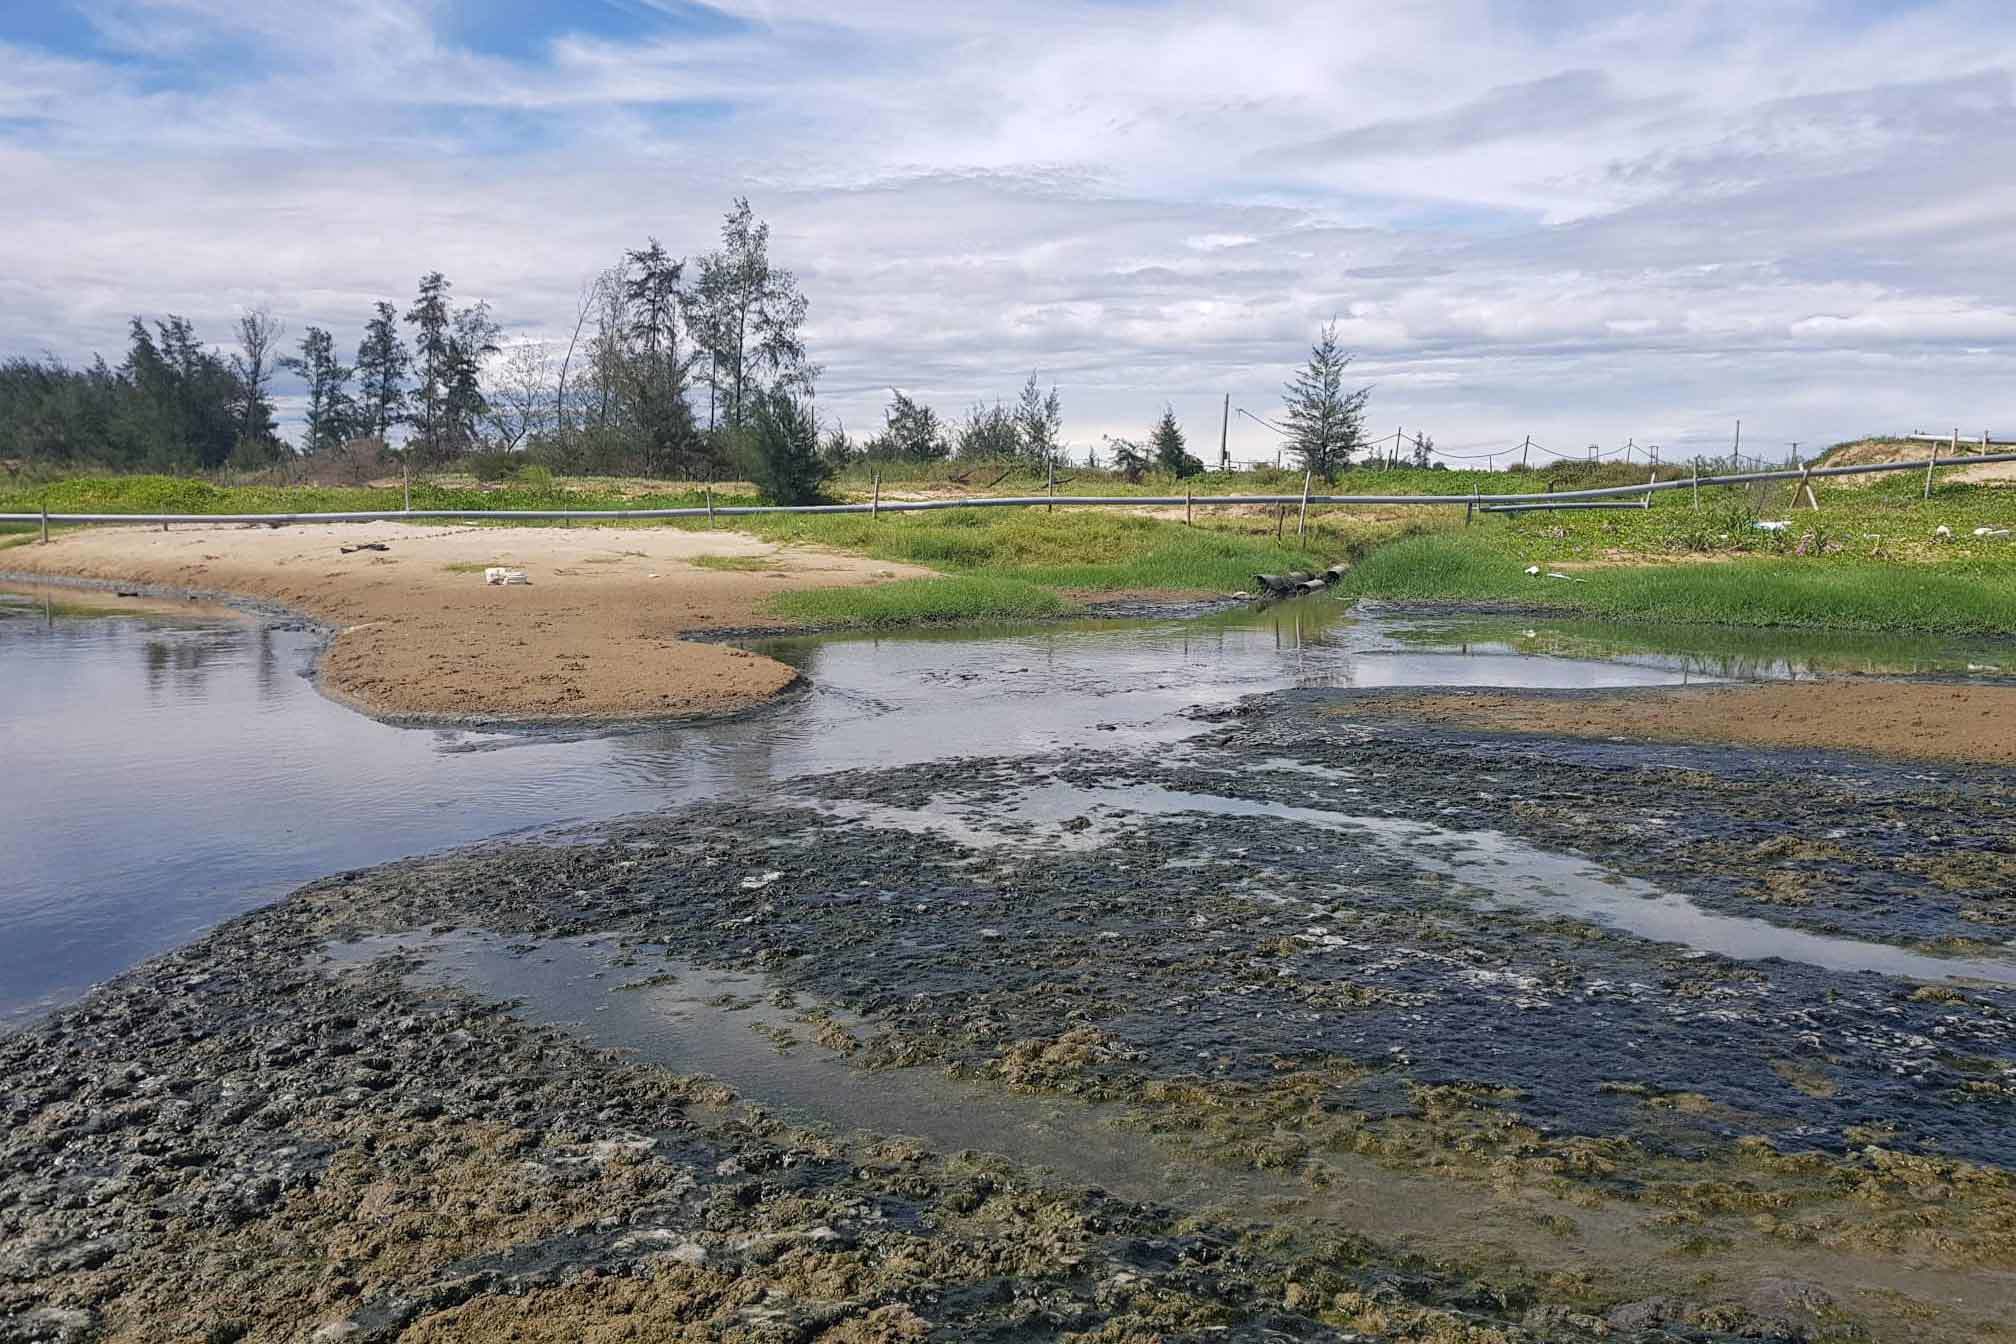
<box><xmin>3</xmin><ymin>522</ymin><xmax>933</xmax><ymax>722</ymax></box>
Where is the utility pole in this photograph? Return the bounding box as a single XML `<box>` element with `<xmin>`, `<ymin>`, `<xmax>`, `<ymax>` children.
<box><xmin>1219</xmin><ymin>393</ymin><xmax>1230</xmax><ymax>472</ymax></box>
<box><xmin>1521</xmin><ymin>435</ymin><xmax>1530</xmax><ymax>468</ymax></box>
<box><xmin>1788</xmin><ymin>442</ymin><xmax>1799</xmax><ymax>467</ymax></box>
<box><xmin>1733</xmin><ymin>418</ymin><xmax>1742</xmax><ymax>468</ymax></box>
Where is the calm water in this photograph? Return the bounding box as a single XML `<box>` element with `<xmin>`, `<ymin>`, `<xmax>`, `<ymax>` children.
<box><xmin>1</xmin><ymin>583</ymin><xmax>2002</xmax><ymax>1025</ymax></box>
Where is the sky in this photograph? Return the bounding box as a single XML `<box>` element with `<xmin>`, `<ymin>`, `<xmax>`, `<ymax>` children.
<box><xmin>3</xmin><ymin>0</ymin><xmax>2014</xmax><ymax>465</ymax></box>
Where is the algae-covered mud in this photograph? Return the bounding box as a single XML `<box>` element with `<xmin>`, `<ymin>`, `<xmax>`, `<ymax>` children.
<box><xmin>6</xmin><ymin>598</ymin><xmax>2016</xmax><ymax>1341</ymax></box>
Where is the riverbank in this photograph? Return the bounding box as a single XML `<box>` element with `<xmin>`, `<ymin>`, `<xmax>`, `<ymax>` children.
<box><xmin>1342</xmin><ymin>680</ymin><xmax>2016</xmax><ymax>766</ymax></box>
<box><xmin>1</xmin><ymin>522</ymin><xmax>935</xmax><ymax>722</ymax></box>
<box><xmin>7</xmin><ymin>684</ymin><xmax>2014</xmax><ymax>1341</ymax></box>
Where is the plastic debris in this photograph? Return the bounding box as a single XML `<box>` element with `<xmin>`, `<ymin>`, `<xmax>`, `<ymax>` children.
<box><xmin>1973</xmin><ymin>527</ymin><xmax>2011</xmax><ymax>538</ymax></box>
<box><xmin>1934</xmin><ymin>525</ymin><xmax>1953</xmax><ymax>539</ymax></box>
<box><xmin>1524</xmin><ymin>565</ymin><xmax>1541</xmax><ymax>575</ymax></box>
<box><xmin>1753</xmin><ymin>520</ymin><xmax>1792</xmax><ymax>532</ymax></box>
<box><xmin>483</xmin><ymin>567</ymin><xmax>530</xmax><ymax>585</ymax></box>
<box><xmin>740</xmin><ymin>871</ymin><xmax>783</xmax><ymax>891</ymax></box>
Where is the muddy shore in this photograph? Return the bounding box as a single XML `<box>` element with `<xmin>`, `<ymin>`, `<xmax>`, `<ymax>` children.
<box><xmin>2</xmin><ymin>522</ymin><xmax>935</xmax><ymax>723</ymax></box>
<box><xmin>1347</xmin><ymin>680</ymin><xmax>2016</xmax><ymax>766</ymax></box>
<box><xmin>7</xmin><ymin>685</ymin><xmax>2013</xmax><ymax>1341</ymax></box>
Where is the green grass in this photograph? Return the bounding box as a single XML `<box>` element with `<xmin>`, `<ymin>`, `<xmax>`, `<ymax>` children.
<box><xmin>12</xmin><ymin>465</ymin><xmax>2013</xmax><ymax>634</ymax></box>
<box><xmin>0</xmin><ymin>473</ymin><xmax>758</xmax><ymax>519</ymax></box>
<box><xmin>1341</xmin><ymin>531</ymin><xmax>2016</xmax><ymax>634</ymax></box>
<box><xmin>689</xmin><ymin>554</ymin><xmax>777</xmax><ymax>572</ymax></box>
<box><xmin>684</xmin><ymin>508</ymin><xmax>1332</xmax><ymax>593</ymax></box>
<box><xmin>764</xmin><ymin>575</ymin><xmax>1072</xmax><ymax>627</ymax></box>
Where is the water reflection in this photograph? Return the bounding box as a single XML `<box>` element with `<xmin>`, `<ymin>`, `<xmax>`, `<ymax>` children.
<box><xmin>0</xmin><ymin>585</ymin><xmax>1986</xmax><ymax>1027</ymax></box>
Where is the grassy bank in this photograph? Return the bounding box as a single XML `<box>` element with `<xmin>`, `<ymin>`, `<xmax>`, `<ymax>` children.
<box><xmin>9</xmin><ymin>466</ymin><xmax>2011</xmax><ymax>633</ymax></box>
<box><xmin>1343</xmin><ymin>531</ymin><xmax>2016</xmax><ymax>633</ymax></box>
<box><xmin>736</xmin><ymin>509</ymin><xmax>1341</xmax><ymax>625</ymax></box>
<box><xmin>0</xmin><ymin>473</ymin><xmax>758</xmax><ymax>517</ymax></box>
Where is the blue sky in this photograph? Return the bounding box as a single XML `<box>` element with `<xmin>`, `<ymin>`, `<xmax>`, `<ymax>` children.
<box><xmin>3</xmin><ymin>0</ymin><xmax>2013</xmax><ymax>460</ymax></box>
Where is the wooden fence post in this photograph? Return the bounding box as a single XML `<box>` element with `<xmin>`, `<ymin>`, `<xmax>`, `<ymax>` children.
<box><xmin>871</xmin><ymin>472</ymin><xmax>881</xmax><ymax>521</ymax></box>
<box><xmin>1296</xmin><ymin>468</ymin><xmax>1311</xmax><ymax>541</ymax></box>
<box><xmin>40</xmin><ymin>502</ymin><xmax>49</xmax><ymax>544</ymax></box>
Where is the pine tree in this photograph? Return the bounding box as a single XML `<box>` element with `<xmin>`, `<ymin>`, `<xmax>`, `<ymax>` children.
<box><xmin>747</xmin><ymin>389</ymin><xmax>831</xmax><ymax>505</ymax></box>
<box><xmin>622</xmin><ymin>239</ymin><xmax>702</xmax><ymax>476</ymax></box>
<box><xmin>1013</xmin><ymin>374</ymin><xmax>1062</xmax><ymax>468</ymax></box>
<box><xmin>1150</xmin><ymin>405</ymin><xmax>1202</xmax><ymax>477</ymax></box>
<box><xmin>955</xmin><ymin>400</ymin><xmax>1020</xmax><ymax>459</ymax></box>
<box><xmin>1281</xmin><ymin>321</ymin><xmax>1369</xmax><ymax>480</ymax></box>
<box><xmin>1411</xmin><ymin>432</ymin><xmax>1433</xmax><ymax>469</ymax></box>
<box><xmin>866</xmin><ymin>391</ymin><xmax>946</xmax><ymax>462</ymax></box>
<box><xmin>404</xmin><ymin>273</ymin><xmax>454</xmax><ymax>461</ymax></box>
<box><xmin>230</xmin><ymin>307</ymin><xmax>284</xmax><ymax>458</ymax></box>
<box><xmin>444</xmin><ymin>301</ymin><xmax>499</xmax><ymax>453</ymax></box>
<box><xmin>688</xmin><ymin>198</ymin><xmax>815</xmax><ymax>431</ymax></box>
<box><xmin>282</xmin><ymin>326</ymin><xmax>358</xmax><ymax>453</ymax></box>
<box><xmin>354</xmin><ymin>302</ymin><xmax>409</xmax><ymax>442</ymax></box>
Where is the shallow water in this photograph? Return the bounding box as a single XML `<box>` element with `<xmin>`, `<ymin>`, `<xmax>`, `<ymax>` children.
<box><xmin>811</xmin><ymin>776</ymin><xmax>2016</xmax><ymax>984</ymax></box>
<box><xmin>322</xmin><ymin>930</ymin><xmax>1258</xmax><ymax>1209</ymax></box>
<box><xmin>0</xmin><ymin>582</ymin><xmax>2000</xmax><ymax>1024</ymax></box>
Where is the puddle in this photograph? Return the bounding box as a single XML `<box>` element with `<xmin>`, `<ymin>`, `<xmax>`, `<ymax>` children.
<box><xmin>321</xmin><ymin>930</ymin><xmax>1280</xmax><ymax>1212</ymax></box>
<box><xmin>803</xmin><ymin>776</ymin><xmax>2016</xmax><ymax>985</ymax></box>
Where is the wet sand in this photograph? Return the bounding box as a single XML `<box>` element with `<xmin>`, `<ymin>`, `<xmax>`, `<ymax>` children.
<box><xmin>1345</xmin><ymin>678</ymin><xmax>2016</xmax><ymax>765</ymax></box>
<box><xmin>3</xmin><ymin>523</ymin><xmax>933</xmax><ymax>722</ymax></box>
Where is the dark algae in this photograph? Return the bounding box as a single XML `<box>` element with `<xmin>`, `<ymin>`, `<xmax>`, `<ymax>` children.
<box><xmin>8</xmin><ymin>683</ymin><xmax>2015</xmax><ymax>1340</ymax></box>
<box><xmin>6</xmin><ymin>596</ymin><xmax>2016</xmax><ymax>1342</ymax></box>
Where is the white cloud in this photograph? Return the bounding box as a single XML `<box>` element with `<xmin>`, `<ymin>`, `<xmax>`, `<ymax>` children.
<box><xmin>3</xmin><ymin>0</ymin><xmax>2015</xmax><ymax>458</ymax></box>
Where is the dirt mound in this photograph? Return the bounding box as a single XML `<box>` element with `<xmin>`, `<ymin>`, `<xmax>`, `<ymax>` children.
<box><xmin>1817</xmin><ymin>437</ymin><xmax>2016</xmax><ymax>486</ymax></box>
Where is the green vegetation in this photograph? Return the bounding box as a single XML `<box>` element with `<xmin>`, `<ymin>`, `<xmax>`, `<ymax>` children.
<box><xmin>9</xmin><ymin>449</ymin><xmax>2011</xmax><ymax>634</ymax></box>
<box><xmin>0</xmin><ymin>473</ymin><xmax>757</xmax><ymax>518</ymax></box>
<box><xmin>731</xmin><ymin>507</ymin><xmax>1328</xmax><ymax>589</ymax></box>
<box><xmin>1341</xmin><ymin>531</ymin><xmax>2016</xmax><ymax>634</ymax></box>
<box><xmin>767</xmin><ymin>575</ymin><xmax>1069</xmax><ymax>627</ymax></box>
<box><xmin>689</xmin><ymin>553</ymin><xmax>776</xmax><ymax>572</ymax></box>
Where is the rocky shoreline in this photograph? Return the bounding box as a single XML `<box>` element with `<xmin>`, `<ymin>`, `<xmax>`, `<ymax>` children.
<box><xmin>6</xmin><ymin>687</ymin><xmax>2014</xmax><ymax>1341</ymax></box>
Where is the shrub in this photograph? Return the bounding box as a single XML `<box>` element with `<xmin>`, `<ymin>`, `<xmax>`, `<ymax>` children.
<box><xmin>746</xmin><ymin>390</ymin><xmax>832</xmax><ymax>506</ymax></box>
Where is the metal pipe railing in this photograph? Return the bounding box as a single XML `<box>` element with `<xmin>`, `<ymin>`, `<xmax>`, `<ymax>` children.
<box><xmin>4</xmin><ymin>450</ymin><xmax>2013</xmax><ymax>526</ymax></box>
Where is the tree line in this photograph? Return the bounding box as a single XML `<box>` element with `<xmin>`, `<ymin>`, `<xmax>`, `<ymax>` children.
<box><xmin>2</xmin><ymin>190</ymin><xmax>1383</xmax><ymax>499</ymax></box>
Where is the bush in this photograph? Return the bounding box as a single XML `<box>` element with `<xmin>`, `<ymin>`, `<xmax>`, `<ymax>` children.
<box><xmin>746</xmin><ymin>390</ymin><xmax>832</xmax><ymax>506</ymax></box>
<box><xmin>464</xmin><ymin>450</ymin><xmax>519</xmax><ymax>482</ymax></box>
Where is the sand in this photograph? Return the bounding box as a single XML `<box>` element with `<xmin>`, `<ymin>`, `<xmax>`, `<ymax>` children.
<box><xmin>2</xmin><ymin>522</ymin><xmax>932</xmax><ymax>722</ymax></box>
<box><xmin>1346</xmin><ymin>680</ymin><xmax>2016</xmax><ymax>765</ymax></box>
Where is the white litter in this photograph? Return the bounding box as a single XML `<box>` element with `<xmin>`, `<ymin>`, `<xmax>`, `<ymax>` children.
<box><xmin>1753</xmin><ymin>520</ymin><xmax>1792</xmax><ymax>533</ymax></box>
<box><xmin>740</xmin><ymin>870</ymin><xmax>783</xmax><ymax>891</ymax></box>
<box><xmin>1935</xmin><ymin>525</ymin><xmax>1953</xmax><ymax>539</ymax></box>
<box><xmin>1544</xmin><ymin>571</ymin><xmax>1585</xmax><ymax>582</ymax></box>
<box><xmin>1973</xmin><ymin>527</ymin><xmax>2011</xmax><ymax>538</ymax></box>
<box><xmin>483</xmin><ymin>567</ymin><xmax>529</xmax><ymax>585</ymax></box>
<box><xmin>1524</xmin><ymin>564</ymin><xmax>1541</xmax><ymax>576</ymax></box>
<box><xmin>1968</xmin><ymin>663</ymin><xmax>2004</xmax><ymax>673</ymax></box>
